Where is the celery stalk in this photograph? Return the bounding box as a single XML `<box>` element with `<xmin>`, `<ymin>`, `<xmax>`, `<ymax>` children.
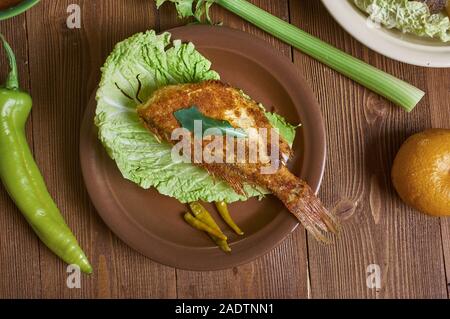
<box><xmin>156</xmin><ymin>0</ymin><xmax>425</xmax><ymax>112</ymax></box>
<box><xmin>215</xmin><ymin>0</ymin><xmax>424</xmax><ymax>112</ymax></box>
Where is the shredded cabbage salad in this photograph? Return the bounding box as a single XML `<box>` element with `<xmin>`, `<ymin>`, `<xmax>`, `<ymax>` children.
<box><xmin>354</xmin><ymin>0</ymin><xmax>450</xmax><ymax>42</ymax></box>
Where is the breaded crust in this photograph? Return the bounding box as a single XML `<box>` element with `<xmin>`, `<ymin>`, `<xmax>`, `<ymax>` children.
<box><xmin>138</xmin><ymin>80</ymin><xmax>292</xmax><ymax>158</ymax></box>
<box><xmin>137</xmin><ymin>81</ymin><xmax>340</xmax><ymax>242</ymax></box>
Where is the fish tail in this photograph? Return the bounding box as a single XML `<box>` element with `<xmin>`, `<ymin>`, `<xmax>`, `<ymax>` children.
<box><xmin>282</xmin><ymin>182</ymin><xmax>340</xmax><ymax>243</ymax></box>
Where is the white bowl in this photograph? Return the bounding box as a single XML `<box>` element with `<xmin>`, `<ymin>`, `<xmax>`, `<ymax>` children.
<box><xmin>321</xmin><ymin>0</ymin><xmax>450</xmax><ymax>68</ymax></box>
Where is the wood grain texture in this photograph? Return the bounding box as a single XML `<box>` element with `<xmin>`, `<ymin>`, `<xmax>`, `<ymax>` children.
<box><xmin>159</xmin><ymin>0</ymin><xmax>310</xmax><ymax>299</ymax></box>
<box><xmin>0</xmin><ymin>0</ymin><xmax>449</xmax><ymax>298</ymax></box>
<box><xmin>425</xmin><ymin>67</ymin><xmax>450</xmax><ymax>297</ymax></box>
<box><xmin>290</xmin><ymin>0</ymin><xmax>449</xmax><ymax>298</ymax></box>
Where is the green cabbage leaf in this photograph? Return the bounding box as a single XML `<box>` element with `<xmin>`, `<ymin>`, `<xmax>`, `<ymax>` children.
<box><xmin>95</xmin><ymin>30</ymin><xmax>298</xmax><ymax>203</ymax></box>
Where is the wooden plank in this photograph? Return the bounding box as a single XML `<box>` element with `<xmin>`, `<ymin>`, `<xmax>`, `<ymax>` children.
<box><xmin>0</xmin><ymin>14</ymin><xmax>42</xmax><ymax>299</ymax></box>
<box><xmin>25</xmin><ymin>0</ymin><xmax>176</xmax><ymax>298</ymax></box>
<box><xmin>290</xmin><ymin>0</ymin><xmax>448</xmax><ymax>298</ymax></box>
<box><xmin>425</xmin><ymin>67</ymin><xmax>450</xmax><ymax>298</ymax></box>
<box><xmin>157</xmin><ymin>0</ymin><xmax>309</xmax><ymax>298</ymax></box>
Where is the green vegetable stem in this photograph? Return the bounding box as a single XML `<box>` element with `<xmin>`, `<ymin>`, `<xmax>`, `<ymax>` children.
<box><xmin>156</xmin><ymin>0</ymin><xmax>425</xmax><ymax>112</ymax></box>
<box><xmin>0</xmin><ymin>34</ymin><xmax>92</xmax><ymax>274</ymax></box>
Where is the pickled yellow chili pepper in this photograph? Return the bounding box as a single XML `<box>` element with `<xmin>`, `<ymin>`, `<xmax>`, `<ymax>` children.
<box><xmin>189</xmin><ymin>203</ymin><xmax>225</xmax><ymax>233</ymax></box>
<box><xmin>188</xmin><ymin>202</ymin><xmax>231</xmax><ymax>252</ymax></box>
<box><xmin>212</xmin><ymin>236</ymin><xmax>231</xmax><ymax>253</ymax></box>
<box><xmin>183</xmin><ymin>212</ymin><xmax>227</xmax><ymax>240</ymax></box>
<box><xmin>215</xmin><ymin>201</ymin><xmax>244</xmax><ymax>235</ymax></box>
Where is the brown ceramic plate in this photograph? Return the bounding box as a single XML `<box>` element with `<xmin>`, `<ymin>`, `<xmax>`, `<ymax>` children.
<box><xmin>80</xmin><ymin>25</ymin><xmax>326</xmax><ymax>271</ymax></box>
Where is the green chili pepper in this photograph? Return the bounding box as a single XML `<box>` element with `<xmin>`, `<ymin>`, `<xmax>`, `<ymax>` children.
<box><xmin>0</xmin><ymin>34</ymin><xmax>92</xmax><ymax>274</ymax></box>
<box><xmin>211</xmin><ymin>236</ymin><xmax>231</xmax><ymax>253</ymax></box>
<box><xmin>188</xmin><ymin>202</ymin><xmax>231</xmax><ymax>252</ymax></box>
<box><xmin>215</xmin><ymin>201</ymin><xmax>244</xmax><ymax>235</ymax></box>
<box><xmin>183</xmin><ymin>212</ymin><xmax>227</xmax><ymax>240</ymax></box>
<box><xmin>189</xmin><ymin>202</ymin><xmax>224</xmax><ymax>233</ymax></box>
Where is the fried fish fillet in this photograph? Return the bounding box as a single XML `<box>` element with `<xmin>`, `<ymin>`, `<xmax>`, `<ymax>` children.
<box><xmin>138</xmin><ymin>81</ymin><xmax>340</xmax><ymax>242</ymax></box>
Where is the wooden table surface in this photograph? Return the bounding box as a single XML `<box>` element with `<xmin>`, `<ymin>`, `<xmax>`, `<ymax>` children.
<box><xmin>0</xmin><ymin>0</ymin><xmax>449</xmax><ymax>299</ymax></box>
